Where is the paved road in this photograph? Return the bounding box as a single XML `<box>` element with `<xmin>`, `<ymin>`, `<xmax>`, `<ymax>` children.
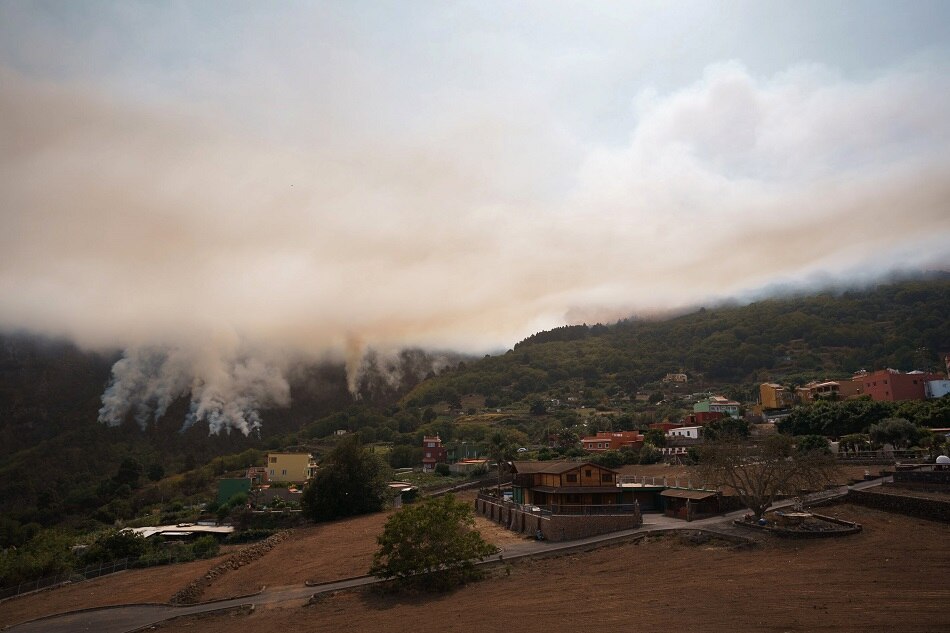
<box><xmin>5</xmin><ymin>479</ymin><xmax>883</xmax><ymax>633</ymax></box>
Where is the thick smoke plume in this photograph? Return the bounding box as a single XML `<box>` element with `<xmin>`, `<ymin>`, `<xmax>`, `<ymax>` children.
<box><xmin>99</xmin><ymin>343</ymin><xmax>290</xmax><ymax>435</ymax></box>
<box><xmin>2</xmin><ymin>5</ymin><xmax>949</xmax><ymax>434</ymax></box>
<box><xmin>97</xmin><ymin>339</ymin><xmax>460</xmax><ymax>434</ymax></box>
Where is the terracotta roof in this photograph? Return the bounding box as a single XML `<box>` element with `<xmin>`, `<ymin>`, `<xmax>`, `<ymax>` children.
<box><xmin>660</xmin><ymin>489</ymin><xmax>718</xmax><ymax>500</ymax></box>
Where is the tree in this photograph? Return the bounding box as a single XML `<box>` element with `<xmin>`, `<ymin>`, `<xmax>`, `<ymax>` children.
<box><xmin>868</xmin><ymin>418</ymin><xmax>923</xmax><ymax>449</ymax></box>
<box><xmin>695</xmin><ymin>434</ymin><xmax>838</xmax><ymax>520</ymax></box>
<box><xmin>796</xmin><ymin>435</ymin><xmax>831</xmax><ymax>454</ymax></box>
<box><xmin>643</xmin><ymin>429</ymin><xmax>666</xmax><ymax>447</ymax></box>
<box><xmin>301</xmin><ymin>437</ymin><xmax>391</xmax><ymax>522</ymax></box>
<box><xmin>529</xmin><ymin>399</ymin><xmax>547</xmax><ymax>415</ymax></box>
<box><xmin>388</xmin><ymin>444</ymin><xmax>422</xmax><ymax>469</ymax></box>
<box><xmin>83</xmin><ymin>529</ymin><xmax>147</xmax><ymax>564</ymax></box>
<box><xmin>488</xmin><ymin>431</ymin><xmax>516</xmax><ymax>494</ymax></box>
<box><xmin>703</xmin><ymin>417</ymin><xmax>750</xmax><ymax>441</ymax></box>
<box><xmin>114</xmin><ymin>458</ymin><xmax>143</xmax><ymax>489</ymax></box>
<box><xmin>554</xmin><ymin>427</ymin><xmax>579</xmax><ymax>452</ymax></box>
<box><xmin>369</xmin><ymin>495</ymin><xmax>497</xmax><ymax>591</ymax></box>
<box><xmin>146</xmin><ymin>463</ymin><xmax>165</xmax><ymax>482</ymax></box>
<box><xmin>638</xmin><ymin>444</ymin><xmax>662</xmax><ymax>465</ymax></box>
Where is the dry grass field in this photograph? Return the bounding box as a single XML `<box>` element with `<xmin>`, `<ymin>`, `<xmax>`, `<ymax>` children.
<box><xmin>151</xmin><ymin>503</ymin><xmax>950</xmax><ymax>633</ymax></box>
<box><xmin>1</xmin><ymin>474</ymin><xmax>942</xmax><ymax>632</ymax></box>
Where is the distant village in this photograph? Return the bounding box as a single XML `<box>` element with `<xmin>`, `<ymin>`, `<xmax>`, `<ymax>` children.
<box><xmin>197</xmin><ymin>363</ymin><xmax>950</xmax><ymax>545</ymax></box>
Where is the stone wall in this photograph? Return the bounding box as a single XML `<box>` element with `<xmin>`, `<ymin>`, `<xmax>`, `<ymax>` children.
<box><xmin>475</xmin><ymin>495</ymin><xmax>641</xmax><ymax>542</ymax></box>
<box><xmin>846</xmin><ymin>489</ymin><xmax>950</xmax><ymax>523</ymax></box>
<box><xmin>169</xmin><ymin>530</ymin><xmax>292</xmax><ymax>604</ymax></box>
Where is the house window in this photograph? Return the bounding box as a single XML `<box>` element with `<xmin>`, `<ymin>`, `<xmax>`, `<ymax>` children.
<box><xmin>281</xmin><ymin>469</ymin><xmax>287</xmax><ymax>476</ymax></box>
<box><xmin>270</xmin><ymin>457</ymin><xmax>277</xmax><ymax>463</ymax></box>
<box><xmin>601</xmin><ymin>474</ymin><xmax>612</xmax><ymax>483</ymax></box>
<box><xmin>269</xmin><ymin>469</ymin><xmax>274</xmax><ymax>476</ymax></box>
<box><xmin>566</xmin><ymin>474</ymin><xmax>578</xmax><ymax>483</ymax></box>
<box><xmin>585</xmin><ymin>469</ymin><xmax>592</xmax><ymax>477</ymax></box>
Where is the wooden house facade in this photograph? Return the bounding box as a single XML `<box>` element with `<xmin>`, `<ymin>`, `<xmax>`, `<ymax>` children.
<box><xmin>510</xmin><ymin>461</ymin><xmax>638</xmax><ymax>511</ymax></box>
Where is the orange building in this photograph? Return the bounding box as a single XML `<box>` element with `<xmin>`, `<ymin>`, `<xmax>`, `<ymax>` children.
<box><xmin>858</xmin><ymin>369</ymin><xmax>945</xmax><ymax>402</ymax></box>
<box><xmin>580</xmin><ymin>430</ymin><xmax>644</xmax><ymax>452</ymax></box>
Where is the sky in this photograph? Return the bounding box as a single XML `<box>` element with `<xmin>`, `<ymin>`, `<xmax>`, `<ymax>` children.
<box><xmin>2</xmin><ymin>1</ymin><xmax>949</xmax><ymax>432</ymax></box>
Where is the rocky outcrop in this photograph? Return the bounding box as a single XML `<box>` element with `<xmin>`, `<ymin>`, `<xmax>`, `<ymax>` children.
<box><xmin>169</xmin><ymin>530</ymin><xmax>292</xmax><ymax>604</ymax></box>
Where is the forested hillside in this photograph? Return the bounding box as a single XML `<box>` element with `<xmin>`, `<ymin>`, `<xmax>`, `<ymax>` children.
<box><xmin>0</xmin><ymin>276</ymin><xmax>947</xmax><ymax>535</ymax></box>
<box><xmin>404</xmin><ymin>276</ymin><xmax>950</xmax><ymax>407</ymax></box>
<box><xmin>0</xmin><ymin>338</ymin><xmax>442</xmax><ymax>529</ymax></box>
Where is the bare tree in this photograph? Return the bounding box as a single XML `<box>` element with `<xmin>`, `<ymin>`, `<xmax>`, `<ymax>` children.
<box><xmin>694</xmin><ymin>434</ymin><xmax>838</xmax><ymax>520</ymax></box>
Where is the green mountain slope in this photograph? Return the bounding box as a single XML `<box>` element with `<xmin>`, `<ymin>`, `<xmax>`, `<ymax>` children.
<box><xmin>404</xmin><ymin>276</ymin><xmax>950</xmax><ymax>407</ymax></box>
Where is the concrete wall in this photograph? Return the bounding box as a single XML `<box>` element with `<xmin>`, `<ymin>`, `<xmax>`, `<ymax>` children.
<box><xmin>893</xmin><ymin>470</ymin><xmax>950</xmax><ymax>486</ymax></box>
<box><xmin>475</xmin><ymin>495</ymin><xmax>641</xmax><ymax>542</ymax></box>
<box><xmin>846</xmin><ymin>489</ymin><xmax>950</xmax><ymax>523</ymax></box>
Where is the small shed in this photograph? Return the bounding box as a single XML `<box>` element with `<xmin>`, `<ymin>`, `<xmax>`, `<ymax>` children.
<box><xmin>660</xmin><ymin>489</ymin><xmax>720</xmax><ymax>521</ymax></box>
<box><xmin>217</xmin><ymin>478</ymin><xmax>252</xmax><ymax>505</ymax></box>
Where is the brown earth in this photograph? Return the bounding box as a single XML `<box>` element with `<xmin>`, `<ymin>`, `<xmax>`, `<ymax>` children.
<box><xmin>0</xmin><ymin>491</ymin><xmax>526</xmax><ymax>628</ymax></box>
<box><xmin>152</xmin><ymin>503</ymin><xmax>950</xmax><ymax>633</ymax></box>
<box><xmin>0</xmin><ymin>554</ymin><xmax>228</xmax><ymax>627</ymax></box>
<box><xmin>1</xmin><ymin>475</ymin><xmax>934</xmax><ymax>631</ymax></box>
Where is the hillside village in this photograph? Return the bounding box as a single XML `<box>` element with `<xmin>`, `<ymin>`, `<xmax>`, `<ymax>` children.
<box><xmin>2</xmin><ymin>280</ymin><xmax>949</xmax><ymax>631</ymax></box>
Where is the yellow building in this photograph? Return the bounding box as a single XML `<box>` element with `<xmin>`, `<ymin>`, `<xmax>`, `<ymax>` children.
<box><xmin>266</xmin><ymin>452</ymin><xmax>317</xmax><ymax>483</ymax></box>
<box><xmin>760</xmin><ymin>383</ymin><xmax>794</xmax><ymax>410</ymax></box>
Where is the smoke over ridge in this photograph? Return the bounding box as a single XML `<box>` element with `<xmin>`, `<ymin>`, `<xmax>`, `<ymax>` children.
<box><xmin>1</xmin><ymin>5</ymin><xmax>949</xmax><ymax>434</ymax></box>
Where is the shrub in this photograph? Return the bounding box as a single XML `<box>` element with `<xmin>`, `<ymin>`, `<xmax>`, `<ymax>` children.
<box><xmin>191</xmin><ymin>535</ymin><xmax>220</xmax><ymax>559</ymax></box>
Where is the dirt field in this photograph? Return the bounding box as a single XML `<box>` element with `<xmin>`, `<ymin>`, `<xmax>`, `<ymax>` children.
<box><xmin>0</xmin><ymin>554</ymin><xmax>228</xmax><ymax>627</ymax></box>
<box><xmin>150</xmin><ymin>503</ymin><xmax>950</xmax><ymax>633</ymax></box>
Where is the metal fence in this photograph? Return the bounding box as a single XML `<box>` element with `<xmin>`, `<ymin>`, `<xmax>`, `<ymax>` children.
<box><xmin>0</xmin><ymin>557</ymin><xmax>131</xmax><ymax>602</ymax></box>
<box><xmin>547</xmin><ymin>503</ymin><xmax>641</xmax><ymax>516</ymax></box>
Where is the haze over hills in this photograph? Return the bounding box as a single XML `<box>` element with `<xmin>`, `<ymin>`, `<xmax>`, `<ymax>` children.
<box><xmin>1</xmin><ymin>276</ymin><xmax>948</xmax><ymax>532</ymax></box>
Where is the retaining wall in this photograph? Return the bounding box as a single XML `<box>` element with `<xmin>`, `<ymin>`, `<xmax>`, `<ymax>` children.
<box><xmin>846</xmin><ymin>489</ymin><xmax>950</xmax><ymax>523</ymax></box>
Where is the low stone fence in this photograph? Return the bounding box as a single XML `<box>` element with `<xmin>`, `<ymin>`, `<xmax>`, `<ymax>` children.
<box><xmin>846</xmin><ymin>488</ymin><xmax>950</xmax><ymax>523</ymax></box>
<box><xmin>169</xmin><ymin>530</ymin><xmax>292</xmax><ymax>604</ymax></box>
<box><xmin>475</xmin><ymin>494</ymin><xmax>641</xmax><ymax>542</ymax></box>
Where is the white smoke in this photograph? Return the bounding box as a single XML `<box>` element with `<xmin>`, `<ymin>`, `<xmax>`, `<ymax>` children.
<box><xmin>99</xmin><ymin>342</ymin><xmax>290</xmax><ymax>435</ymax></box>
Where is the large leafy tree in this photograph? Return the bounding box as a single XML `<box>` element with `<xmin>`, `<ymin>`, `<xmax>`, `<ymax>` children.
<box><xmin>369</xmin><ymin>495</ymin><xmax>497</xmax><ymax>590</ymax></box>
<box><xmin>695</xmin><ymin>434</ymin><xmax>838</xmax><ymax>519</ymax></box>
<box><xmin>868</xmin><ymin>418</ymin><xmax>923</xmax><ymax>449</ymax></box>
<box><xmin>301</xmin><ymin>437</ymin><xmax>391</xmax><ymax>522</ymax></box>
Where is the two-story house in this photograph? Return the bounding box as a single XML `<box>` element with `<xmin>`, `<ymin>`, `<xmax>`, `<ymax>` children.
<box><xmin>510</xmin><ymin>461</ymin><xmax>637</xmax><ymax>509</ymax></box>
<box><xmin>421</xmin><ymin>435</ymin><xmax>448</xmax><ymax>472</ymax></box>
<box><xmin>266</xmin><ymin>452</ymin><xmax>317</xmax><ymax>483</ymax></box>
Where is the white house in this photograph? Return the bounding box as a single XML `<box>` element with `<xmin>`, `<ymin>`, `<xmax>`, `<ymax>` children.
<box><xmin>667</xmin><ymin>426</ymin><xmax>702</xmax><ymax>440</ymax></box>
